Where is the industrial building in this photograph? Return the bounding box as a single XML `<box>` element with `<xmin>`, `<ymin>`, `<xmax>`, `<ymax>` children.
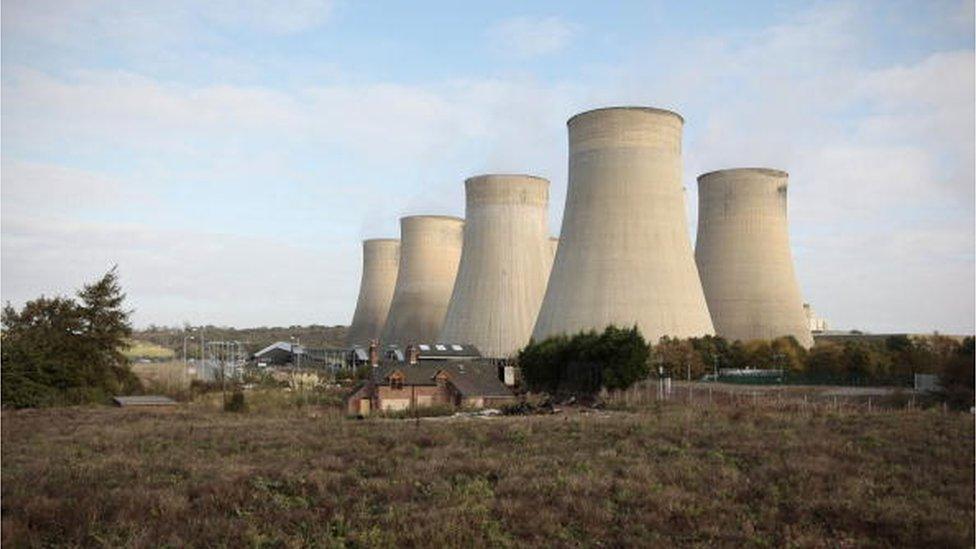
<box><xmin>532</xmin><ymin>106</ymin><xmax>714</xmax><ymax>343</ymax></box>
<box><xmin>346</xmin><ymin>239</ymin><xmax>399</xmax><ymax>347</ymax></box>
<box><xmin>438</xmin><ymin>174</ymin><xmax>552</xmax><ymax>358</ymax></box>
<box><xmin>695</xmin><ymin>168</ymin><xmax>814</xmax><ymax>348</ymax></box>
<box><xmin>803</xmin><ymin>303</ymin><xmax>829</xmax><ymax>333</ymax></box>
<box><xmin>380</xmin><ymin>215</ymin><xmax>464</xmax><ymax>346</ymax></box>
<box><xmin>252</xmin><ymin>341</ymin><xmax>352</xmax><ymax>370</ymax></box>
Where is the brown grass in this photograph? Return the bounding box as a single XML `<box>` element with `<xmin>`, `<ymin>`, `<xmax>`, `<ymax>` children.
<box><xmin>130</xmin><ymin>360</ymin><xmax>192</xmax><ymax>399</ymax></box>
<box><xmin>2</xmin><ymin>398</ymin><xmax>973</xmax><ymax>547</ymax></box>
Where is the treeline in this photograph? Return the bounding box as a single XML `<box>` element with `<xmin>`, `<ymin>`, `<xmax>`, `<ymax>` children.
<box><xmin>519</xmin><ymin>327</ymin><xmax>975</xmax><ymax>407</ymax></box>
<box><xmin>135</xmin><ymin>324</ymin><xmax>348</xmax><ymax>357</ymax></box>
<box><xmin>654</xmin><ymin>334</ymin><xmax>974</xmax><ymax>383</ymax></box>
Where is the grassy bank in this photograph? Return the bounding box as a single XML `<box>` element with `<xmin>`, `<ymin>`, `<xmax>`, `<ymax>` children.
<box><xmin>2</xmin><ymin>402</ymin><xmax>972</xmax><ymax>547</ymax></box>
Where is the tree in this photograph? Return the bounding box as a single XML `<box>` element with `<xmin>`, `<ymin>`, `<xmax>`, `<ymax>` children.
<box><xmin>770</xmin><ymin>336</ymin><xmax>807</xmax><ymax>373</ymax></box>
<box><xmin>804</xmin><ymin>342</ymin><xmax>846</xmax><ymax>376</ymax></box>
<box><xmin>939</xmin><ymin>337</ymin><xmax>974</xmax><ymax>410</ymax></box>
<box><xmin>688</xmin><ymin>335</ymin><xmax>734</xmax><ymax>376</ymax></box>
<box><xmin>518</xmin><ymin>325</ymin><xmax>650</xmax><ymax>397</ymax></box>
<box><xmin>585</xmin><ymin>326</ymin><xmax>650</xmax><ymax>391</ymax></box>
<box><xmin>1</xmin><ymin>268</ymin><xmax>141</xmax><ymax>408</ymax></box>
<box><xmin>653</xmin><ymin>336</ymin><xmax>706</xmax><ymax>380</ymax></box>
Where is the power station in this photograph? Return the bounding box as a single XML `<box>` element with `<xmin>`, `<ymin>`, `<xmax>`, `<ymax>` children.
<box><xmin>532</xmin><ymin>107</ymin><xmax>714</xmax><ymax>343</ymax></box>
<box><xmin>345</xmin><ymin>106</ymin><xmax>816</xmax><ymax>355</ymax></box>
<box><xmin>380</xmin><ymin>215</ymin><xmax>464</xmax><ymax>346</ymax></box>
<box><xmin>438</xmin><ymin>175</ymin><xmax>551</xmax><ymax>358</ymax></box>
<box><xmin>695</xmin><ymin>168</ymin><xmax>814</xmax><ymax>348</ymax></box>
<box><xmin>346</xmin><ymin>238</ymin><xmax>399</xmax><ymax>347</ymax></box>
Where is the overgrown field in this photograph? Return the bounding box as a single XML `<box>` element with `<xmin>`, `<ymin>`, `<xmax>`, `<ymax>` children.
<box><xmin>2</xmin><ymin>401</ymin><xmax>972</xmax><ymax>547</ymax></box>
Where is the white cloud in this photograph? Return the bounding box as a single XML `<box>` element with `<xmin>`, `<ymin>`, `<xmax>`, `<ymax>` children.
<box><xmin>2</xmin><ymin>0</ymin><xmax>335</xmax><ymax>43</ymax></box>
<box><xmin>199</xmin><ymin>0</ymin><xmax>334</xmax><ymax>34</ymax></box>
<box><xmin>487</xmin><ymin>16</ymin><xmax>579</xmax><ymax>57</ymax></box>
<box><xmin>0</xmin><ymin>160</ymin><xmax>149</xmax><ymax>215</ymax></box>
<box><xmin>1</xmin><ymin>213</ymin><xmax>358</xmax><ymax>327</ymax></box>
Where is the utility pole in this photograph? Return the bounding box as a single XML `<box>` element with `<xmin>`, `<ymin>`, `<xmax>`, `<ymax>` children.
<box><xmin>183</xmin><ymin>332</ymin><xmax>195</xmax><ymax>378</ymax></box>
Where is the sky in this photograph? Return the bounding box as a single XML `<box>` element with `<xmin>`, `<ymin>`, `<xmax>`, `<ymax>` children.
<box><xmin>2</xmin><ymin>0</ymin><xmax>974</xmax><ymax>333</ymax></box>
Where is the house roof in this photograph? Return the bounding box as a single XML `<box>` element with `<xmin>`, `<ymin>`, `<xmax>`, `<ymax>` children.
<box><xmin>371</xmin><ymin>361</ymin><xmax>511</xmax><ymax>398</ymax></box>
<box><xmin>352</xmin><ymin>347</ymin><xmax>369</xmax><ymax>361</ymax></box>
<box><xmin>253</xmin><ymin>341</ymin><xmax>300</xmax><ymax>358</ymax></box>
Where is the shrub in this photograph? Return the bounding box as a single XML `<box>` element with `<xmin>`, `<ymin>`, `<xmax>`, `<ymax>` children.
<box><xmin>519</xmin><ymin>325</ymin><xmax>649</xmax><ymax>397</ymax></box>
<box><xmin>939</xmin><ymin>337</ymin><xmax>974</xmax><ymax>410</ymax></box>
<box><xmin>224</xmin><ymin>390</ymin><xmax>248</xmax><ymax>413</ymax></box>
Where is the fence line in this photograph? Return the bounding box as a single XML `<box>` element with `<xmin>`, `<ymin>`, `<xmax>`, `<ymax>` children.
<box><xmin>604</xmin><ymin>380</ymin><xmax>936</xmax><ymax>414</ymax></box>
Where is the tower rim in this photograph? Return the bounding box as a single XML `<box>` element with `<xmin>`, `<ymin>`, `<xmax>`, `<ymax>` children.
<box><xmin>567</xmin><ymin>106</ymin><xmax>684</xmax><ymax>126</ymax></box>
<box><xmin>698</xmin><ymin>167</ymin><xmax>789</xmax><ymax>181</ymax></box>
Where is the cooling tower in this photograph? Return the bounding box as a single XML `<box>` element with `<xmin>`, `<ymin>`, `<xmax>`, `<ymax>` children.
<box><xmin>346</xmin><ymin>238</ymin><xmax>400</xmax><ymax>347</ymax></box>
<box><xmin>547</xmin><ymin>237</ymin><xmax>559</xmax><ymax>271</ymax></box>
<box><xmin>380</xmin><ymin>215</ymin><xmax>464</xmax><ymax>346</ymax></box>
<box><xmin>438</xmin><ymin>175</ymin><xmax>551</xmax><ymax>358</ymax></box>
<box><xmin>695</xmin><ymin>168</ymin><xmax>814</xmax><ymax>348</ymax></box>
<box><xmin>532</xmin><ymin>106</ymin><xmax>714</xmax><ymax>343</ymax></box>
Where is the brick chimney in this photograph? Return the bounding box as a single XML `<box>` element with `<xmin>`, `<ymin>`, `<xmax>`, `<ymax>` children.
<box><xmin>368</xmin><ymin>339</ymin><xmax>379</xmax><ymax>367</ymax></box>
<box><xmin>406</xmin><ymin>343</ymin><xmax>419</xmax><ymax>365</ymax></box>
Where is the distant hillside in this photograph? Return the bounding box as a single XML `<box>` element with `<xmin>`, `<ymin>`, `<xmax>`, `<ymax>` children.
<box><xmin>134</xmin><ymin>325</ymin><xmax>348</xmax><ymax>358</ymax></box>
<box><xmin>123</xmin><ymin>339</ymin><xmax>177</xmax><ymax>361</ymax></box>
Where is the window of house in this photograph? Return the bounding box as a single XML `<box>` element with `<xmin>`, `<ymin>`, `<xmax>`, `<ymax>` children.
<box><xmin>390</xmin><ymin>377</ymin><xmax>403</xmax><ymax>390</ymax></box>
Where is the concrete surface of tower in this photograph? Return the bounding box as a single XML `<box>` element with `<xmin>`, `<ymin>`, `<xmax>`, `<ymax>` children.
<box><xmin>346</xmin><ymin>239</ymin><xmax>399</xmax><ymax>347</ymax></box>
<box><xmin>695</xmin><ymin>168</ymin><xmax>814</xmax><ymax>348</ymax></box>
<box><xmin>532</xmin><ymin>106</ymin><xmax>714</xmax><ymax>342</ymax></box>
<box><xmin>380</xmin><ymin>215</ymin><xmax>464</xmax><ymax>346</ymax></box>
<box><xmin>547</xmin><ymin>236</ymin><xmax>559</xmax><ymax>272</ymax></box>
<box><xmin>439</xmin><ymin>175</ymin><xmax>551</xmax><ymax>358</ymax></box>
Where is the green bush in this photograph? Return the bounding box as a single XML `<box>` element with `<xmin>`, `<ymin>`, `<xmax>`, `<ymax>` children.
<box><xmin>519</xmin><ymin>325</ymin><xmax>649</xmax><ymax>397</ymax></box>
<box><xmin>224</xmin><ymin>391</ymin><xmax>248</xmax><ymax>413</ymax></box>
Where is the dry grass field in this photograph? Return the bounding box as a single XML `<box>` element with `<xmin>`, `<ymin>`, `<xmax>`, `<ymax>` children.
<box><xmin>2</xmin><ymin>397</ymin><xmax>973</xmax><ymax>548</ymax></box>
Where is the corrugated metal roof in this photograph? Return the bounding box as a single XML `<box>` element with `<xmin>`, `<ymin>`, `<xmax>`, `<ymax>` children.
<box><xmin>384</xmin><ymin>343</ymin><xmax>481</xmax><ymax>359</ymax></box>
<box><xmin>112</xmin><ymin>395</ymin><xmax>178</xmax><ymax>407</ymax></box>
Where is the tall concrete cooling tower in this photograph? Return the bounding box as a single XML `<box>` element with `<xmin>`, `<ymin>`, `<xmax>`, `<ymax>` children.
<box><xmin>532</xmin><ymin>106</ymin><xmax>714</xmax><ymax>343</ymax></box>
<box><xmin>438</xmin><ymin>175</ymin><xmax>551</xmax><ymax>358</ymax></box>
<box><xmin>346</xmin><ymin>238</ymin><xmax>400</xmax><ymax>347</ymax></box>
<box><xmin>380</xmin><ymin>215</ymin><xmax>464</xmax><ymax>346</ymax></box>
<box><xmin>547</xmin><ymin>237</ymin><xmax>559</xmax><ymax>271</ymax></box>
<box><xmin>695</xmin><ymin>168</ymin><xmax>813</xmax><ymax>348</ymax></box>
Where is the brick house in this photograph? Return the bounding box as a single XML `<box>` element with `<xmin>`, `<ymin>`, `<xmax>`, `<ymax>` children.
<box><xmin>345</xmin><ymin>362</ymin><xmax>515</xmax><ymax>416</ymax></box>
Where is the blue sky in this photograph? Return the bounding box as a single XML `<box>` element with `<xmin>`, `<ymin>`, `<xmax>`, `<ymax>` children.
<box><xmin>2</xmin><ymin>0</ymin><xmax>973</xmax><ymax>333</ymax></box>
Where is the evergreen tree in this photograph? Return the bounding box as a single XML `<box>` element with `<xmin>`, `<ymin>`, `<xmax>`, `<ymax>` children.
<box><xmin>1</xmin><ymin>268</ymin><xmax>140</xmax><ymax>408</ymax></box>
